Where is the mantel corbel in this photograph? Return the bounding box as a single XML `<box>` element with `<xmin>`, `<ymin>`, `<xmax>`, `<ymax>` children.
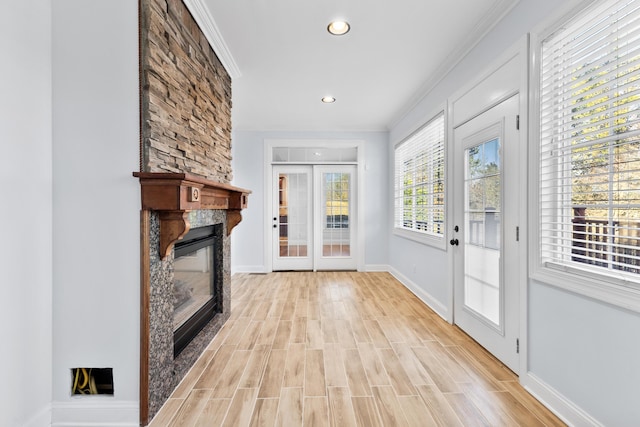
<box><xmin>133</xmin><ymin>172</ymin><xmax>251</xmax><ymax>259</ymax></box>
<box><xmin>158</xmin><ymin>211</ymin><xmax>190</xmax><ymax>259</ymax></box>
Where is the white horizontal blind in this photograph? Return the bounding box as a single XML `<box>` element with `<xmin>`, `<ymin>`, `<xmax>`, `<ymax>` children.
<box><xmin>539</xmin><ymin>0</ymin><xmax>640</xmax><ymax>281</ymax></box>
<box><xmin>394</xmin><ymin>113</ymin><xmax>445</xmax><ymax>237</ymax></box>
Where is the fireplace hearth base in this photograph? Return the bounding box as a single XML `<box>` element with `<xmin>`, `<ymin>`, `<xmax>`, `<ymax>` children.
<box><xmin>145</xmin><ymin>209</ymin><xmax>231</xmax><ymax>420</ymax></box>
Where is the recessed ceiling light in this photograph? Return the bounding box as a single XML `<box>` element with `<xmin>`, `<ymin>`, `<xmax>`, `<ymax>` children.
<box><xmin>321</xmin><ymin>96</ymin><xmax>336</xmax><ymax>103</ymax></box>
<box><xmin>327</xmin><ymin>20</ymin><xmax>350</xmax><ymax>36</ymax></box>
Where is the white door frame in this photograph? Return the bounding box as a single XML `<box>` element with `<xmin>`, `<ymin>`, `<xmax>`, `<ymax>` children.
<box><xmin>264</xmin><ymin>139</ymin><xmax>365</xmax><ymax>272</ymax></box>
<box><xmin>447</xmin><ymin>36</ymin><xmax>529</xmax><ymax>377</ymax></box>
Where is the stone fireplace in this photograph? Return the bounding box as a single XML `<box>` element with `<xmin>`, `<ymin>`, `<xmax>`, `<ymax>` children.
<box><xmin>136</xmin><ymin>0</ymin><xmax>247</xmax><ymax>424</ymax></box>
<box><xmin>135</xmin><ymin>173</ymin><xmax>249</xmax><ymax>423</ymax></box>
<box><xmin>173</xmin><ymin>223</ymin><xmax>223</xmax><ymax>357</ymax></box>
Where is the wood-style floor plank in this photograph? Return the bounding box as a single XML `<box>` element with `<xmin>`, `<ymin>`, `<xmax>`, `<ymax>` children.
<box><xmin>351</xmin><ymin>396</ymin><xmax>383</xmax><ymax>427</ymax></box>
<box><xmin>377</xmin><ymin>348</ymin><xmax>417</xmax><ymax>396</ymax></box>
<box><xmin>148</xmin><ymin>398</ymin><xmax>183</xmax><ymax>427</ymax></box>
<box><xmin>283</xmin><ymin>343</ymin><xmax>305</xmax><ymax>388</ymax></box>
<box><xmin>239</xmin><ymin>345</ymin><xmax>271</xmax><ymax>389</ymax></box>
<box><xmin>271</xmin><ymin>320</ymin><xmax>292</xmax><ymax>350</ymax></box>
<box><xmin>459</xmin><ymin>382</ymin><xmax>519</xmax><ymax>427</ymax></box>
<box><xmin>151</xmin><ymin>272</ymin><xmax>566</xmax><ymax>427</ymax></box>
<box><xmin>290</xmin><ymin>317</ymin><xmax>306</xmax><ymax>343</ymax></box>
<box><xmin>416</xmin><ymin>384</ymin><xmax>464</xmax><ymax>427</ymax></box>
<box><xmin>303</xmin><ymin>397</ymin><xmax>330</xmax><ymax>427</ymax></box>
<box><xmin>444</xmin><ymin>392</ymin><xmax>492</xmax><ymax>427</ymax></box>
<box><xmin>221</xmin><ymin>388</ymin><xmax>258</xmax><ymax>427</ymax></box>
<box><xmin>398</xmin><ymin>395</ymin><xmax>439</xmax><ymax>427</ymax></box>
<box><xmin>304</xmin><ymin>349</ymin><xmax>327</xmax><ymax>396</ymax></box>
<box><xmin>356</xmin><ymin>342</ymin><xmax>390</xmax><ymax>387</ymax></box>
<box><xmin>275</xmin><ymin>387</ymin><xmax>303</xmax><ymax>426</ymax></box>
<box><xmin>193</xmin><ymin>345</ymin><xmax>236</xmax><ymax>390</ymax></box>
<box><xmin>212</xmin><ymin>350</ymin><xmax>252</xmax><ymax>398</ymax></box>
<box><xmin>327</xmin><ymin>387</ymin><xmax>358</xmax><ymax>427</ymax></box>
<box><xmin>412</xmin><ymin>346</ymin><xmax>462</xmax><ymax>393</ymax></box>
<box><xmin>248</xmin><ymin>398</ymin><xmax>278</xmax><ymax>427</ymax></box>
<box><xmin>371</xmin><ymin>386</ymin><xmax>410</xmax><ymax>426</ymax></box>
<box><xmin>343</xmin><ymin>348</ymin><xmax>372</xmax><ymax>397</ymax></box>
<box><xmin>363</xmin><ymin>319</ymin><xmax>392</xmax><ymax>349</ymax></box>
<box><xmin>258</xmin><ymin>349</ymin><xmax>287</xmax><ymax>399</ymax></box>
<box><xmin>306</xmin><ymin>319</ymin><xmax>323</xmax><ymax>349</ymax></box>
<box><xmin>323</xmin><ymin>343</ymin><xmax>348</xmax><ymax>387</ymax></box>
<box><xmin>237</xmin><ymin>321</ymin><xmax>264</xmax><ymax>351</ymax></box>
<box><xmin>501</xmin><ymin>380</ymin><xmax>568</xmax><ymax>427</ymax></box>
<box><xmin>390</xmin><ymin>342</ymin><xmax>434</xmax><ymax>387</ymax></box>
<box><xmin>194</xmin><ymin>399</ymin><xmax>231</xmax><ymax>427</ymax></box>
<box><xmin>172</xmin><ymin>350</ymin><xmax>216</xmax><ymax>399</ymax></box>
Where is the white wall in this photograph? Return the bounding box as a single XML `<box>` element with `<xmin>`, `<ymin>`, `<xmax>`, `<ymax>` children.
<box><xmin>0</xmin><ymin>2</ymin><xmax>53</xmax><ymax>426</ymax></box>
<box><xmin>388</xmin><ymin>236</ymin><xmax>449</xmax><ymax>317</ymax></box>
<box><xmin>52</xmin><ymin>1</ymin><xmax>140</xmax><ymax>425</ymax></box>
<box><xmin>231</xmin><ymin>131</ymin><xmax>389</xmax><ymax>273</ymax></box>
<box><xmin>529</xmin><ymin>281</ymin><xmax>640</xmax><ymax>425</ymax></box>
<box><xmin>389</xmin><ymin>0</ymin><xmax>640</xmax><ymax>424</ymax></box>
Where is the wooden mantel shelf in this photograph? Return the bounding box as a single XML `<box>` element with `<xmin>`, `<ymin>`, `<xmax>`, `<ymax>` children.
<box><xmin>133</xmin><ymin>172</ymin><xmax>251</xmax><ymax>259</ymax></box>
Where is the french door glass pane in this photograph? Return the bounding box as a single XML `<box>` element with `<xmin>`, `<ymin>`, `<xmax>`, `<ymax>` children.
<box><xmin>322</xmin><ymin>172</ymin><xmax>351</xmax><ymax>257</ymax></box>
<box><xmin>464</xmin><ymin>138</ymin><xmax>501</xmax><ymax>326</ymax></box>
<box><xmin>279</xmin><ymin>172</ymin><xmax>309</xmax><ymax>257</ymax></box>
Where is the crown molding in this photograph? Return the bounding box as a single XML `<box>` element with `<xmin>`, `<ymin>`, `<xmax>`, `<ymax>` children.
<box><xmin>388</xmin><ymin>0</ymin><xmax>520</xmax><ymax>130</ymax></box>
<box><xmin>183</xmin><ymin>0</ymin><xmax>242</xmax><ymax>79</ymax></box>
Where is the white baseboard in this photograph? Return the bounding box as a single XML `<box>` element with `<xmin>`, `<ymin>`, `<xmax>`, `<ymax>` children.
<box><xmin>364</xmin><ymin>264</ymin><xmax>389</xmax><ymax>272</ymax></box>
<box><xmin>232</xmin><ymin>266</ymin><xmax>392</xmax><ymax>274</ymax></box>
<box><xmin>23</xmin><ymin>404</ymin><xmax>51</xmax><ymax>427</ymax></box>
<box><xmin>231</xmin><ymin>265</ymin><xmax>267</xmax><ymax>274</ymax></box>
<box><xmin>522</xmin><ymin>373</ymin><xmax>603</xmax><ymax>427</ymax></box>
<box><xmin>51</xmin><ymin>400</ymin><xmax>138</xmax><ymax>427</ymax></box>
<box><xmin>388</xmin><ymin>266</ymin><xmax>449</xmax><ymax>320</ymax></box>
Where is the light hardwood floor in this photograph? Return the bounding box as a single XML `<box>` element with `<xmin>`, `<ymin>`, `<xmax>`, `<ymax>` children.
<box><xmin>149</xmin><ymin>272</ymin><xmax>566</xmax><ymax>427</ymax></box>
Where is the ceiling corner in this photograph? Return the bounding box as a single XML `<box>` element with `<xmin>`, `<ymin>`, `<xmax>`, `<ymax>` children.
<box><xmin>183</xmin><ymin>0</ymin><xmax>242</xmax><ymax>79</ymax></box>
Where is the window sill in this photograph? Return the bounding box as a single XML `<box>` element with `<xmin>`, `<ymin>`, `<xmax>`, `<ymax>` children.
<box><xmin>393</xmin><ymin>227</ymin><xmax>447</xmax><ymax>251</ymax></box>
<box><xmin>531</xmin><ymin>262</ymin><xmax>640</xmax><ymax>314</ymax></box>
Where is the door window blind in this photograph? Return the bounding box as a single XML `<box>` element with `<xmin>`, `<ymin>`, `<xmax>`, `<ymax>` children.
<box><xmin>539</xmin><ymin>0</ymin><xmax>640</xmax><ymax>282</ymax></box>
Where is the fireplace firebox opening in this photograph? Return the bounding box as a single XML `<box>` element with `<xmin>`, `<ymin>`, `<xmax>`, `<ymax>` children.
<box><xmin>172</xmin><ymin>224</ymin><xmax>223</xmax><ymax>357</ymax></box>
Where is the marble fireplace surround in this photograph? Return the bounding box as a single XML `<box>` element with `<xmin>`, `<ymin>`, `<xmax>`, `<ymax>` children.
<box><xmin>134</xmin><ymin>172</ymin><xmax>250</xmax><ymax>424</ymax></box>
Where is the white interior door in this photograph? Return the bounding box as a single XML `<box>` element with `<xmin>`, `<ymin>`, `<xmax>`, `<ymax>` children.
<box><xmin>314</xmin><ymin>165</ymin><xmax>357</xmax><ymax>271</ymax></box>
<box><xmin>452</xmin><ymin>95</ymin><xmax>520</xmax><ymax>372</ymax></box>
<box><xmin>272</xmin><ymin>164</ymin><xmax>357</xmax><ymax>271</ymax></box>
<box><xmin>272</xmin><ymin>166</ymin><xmax>313</xmax><ymax>271</ymax></box>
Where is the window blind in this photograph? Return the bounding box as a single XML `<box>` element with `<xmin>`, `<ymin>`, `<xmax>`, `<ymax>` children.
<box><xmin>394</xmin><ymin>113</ymin><xmax>445</xmax><ymax>237</ymax></box>
<box><xmin>539</xmin><ymin>0</ymin><xmax>640</xmax><ymax>280</ymax></box>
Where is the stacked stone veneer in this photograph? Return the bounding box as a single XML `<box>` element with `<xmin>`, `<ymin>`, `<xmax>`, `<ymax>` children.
<box><xmin>140</xmin><ymin>0</ymin><xmax>232</xmax><ymax>182</ymax></box>
<box><xmin>139</xmin><ymin>0</ymin><xmax>235</xmax><ymax>421</ymax></box>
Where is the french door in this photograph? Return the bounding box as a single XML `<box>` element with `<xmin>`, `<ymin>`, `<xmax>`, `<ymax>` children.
<box><xmin>452</xmin><ymin>95</ymin><xmax>520</xmax><ymax>372</ymax></box>
<box><xmin>272</xmin><ymin>165</ymin><xmax>357</xmax><ymax>271</ymax></box>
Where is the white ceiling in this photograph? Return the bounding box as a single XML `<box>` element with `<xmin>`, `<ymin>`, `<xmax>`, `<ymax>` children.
<box><xmin>189</xmin><ymin>0</ymin><xmax>519</xmax><ymax>132</ymax></box>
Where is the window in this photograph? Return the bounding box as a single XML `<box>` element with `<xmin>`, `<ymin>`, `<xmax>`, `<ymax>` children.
<box><xmin>325</xmin><ymin>173</ymin><xmax>350</xmax><ymax>229</ymax></box>
<box><xmin>394</xmin><ymin>113</ymin><xmax>445</xmax><ymax>244</ymax></box>
<box><xmin>537</xmin><ymin>0</ymin><xmax>640</xmax><ymax>301</ymax></box>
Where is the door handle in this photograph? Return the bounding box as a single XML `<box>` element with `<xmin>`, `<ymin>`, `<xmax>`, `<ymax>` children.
<box><xmin>449</xmin><ymin>239</ymin><xmax>459</xmax><ymax>246</ymax></box>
